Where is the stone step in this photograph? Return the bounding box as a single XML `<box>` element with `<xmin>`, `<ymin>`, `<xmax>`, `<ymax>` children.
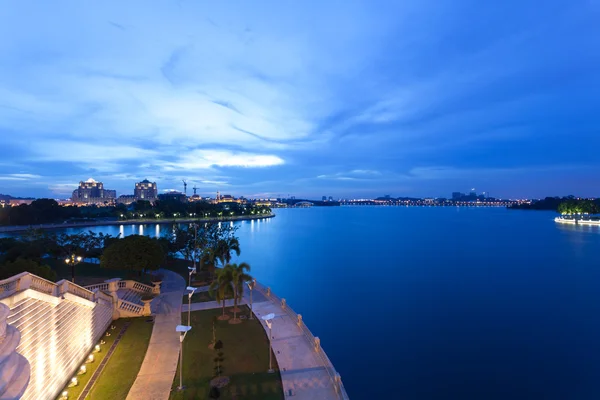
<box><xmin>116</xmin><ymin>289</ymin><xmax>143</xmax><ymax>306</ymax></box>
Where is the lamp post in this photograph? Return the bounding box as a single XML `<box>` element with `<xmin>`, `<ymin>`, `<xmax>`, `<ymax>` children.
<box><xmin>261</xmin><ymin>313</ymin><xmax>275</xmax><ymax>373</ymax></box>
<box><xmin>65</xmin><ymin>254</ymin><xmax>82</xmax><ymax>283</ymax></box>
<box><xmin>187</xmin><ymin>266</ymin><xmax>196</xmax><ymax>288</ymax></box>
<box><xmin>176</xmin><ymin>325</ymin><xmax>192</xmax><ymax>391</ymax></box>
<box><xmin>246</xmin><ymin>279</ymin><xmax>256</xmax><ymax>320</ymax></box>
<box><xmin>186</xmin><ymin>286</ymin><xmax>197</xmax><ymax>327</ymax></box>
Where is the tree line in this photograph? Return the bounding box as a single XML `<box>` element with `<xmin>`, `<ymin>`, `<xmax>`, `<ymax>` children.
<box><xmin>0</xmin><ymin>198</ymin><xmax>271</xmax><ymax>226</ymax></box>
<box><xmin>0</xmin><ymin>222</ymin><xmax>249</xmax><ymax>285</ymax></box>
<box><xmin>508</xmin><ymin>196</ymin><xmax>600</xmax><ymax>212</ymax></box>
<box><xmin>557</xmin><ymin>199</ymin><xmax>600</xmax><ymax>215</ymax></box>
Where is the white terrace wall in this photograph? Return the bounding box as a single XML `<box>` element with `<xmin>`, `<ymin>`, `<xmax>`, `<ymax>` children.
<box><xmin>0</xmin><ymin>273</ymin><xmax>113</xmax><ymax>400</ymax></box>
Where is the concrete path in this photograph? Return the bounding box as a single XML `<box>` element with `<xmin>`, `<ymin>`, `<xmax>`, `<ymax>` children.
<box><xmin>126</xmin><ymin>269</ymin><xmax>185</xmax><ymax>400</ymax></box>
<box><xmin>184</xmin><ymin>288</ymin><xmax>339</xmax><ymax>400</ymax></box>
<box><xmin>182</xmin><ymin>297</ymin><xmax>246</xmax><ymax>312</ymax></box>
<box><xmin>252</xmin><ymin>299</ymin><xmax>338</xmax><ymax>400</ymax></box>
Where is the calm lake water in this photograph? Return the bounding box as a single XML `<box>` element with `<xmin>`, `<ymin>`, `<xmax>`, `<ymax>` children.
<box><xmin>8</xmin><ymin>207</ymin><xmax>600</xmax><ymax>399</ymax></box>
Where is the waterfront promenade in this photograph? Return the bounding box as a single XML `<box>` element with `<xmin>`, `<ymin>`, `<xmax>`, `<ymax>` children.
<box><xmin>126</xmin><ymin>269</ymin><xmax>185</xmax><ymax>400</ymax></box>
<box><xmin>0</xmin><ymin>213</ymin><xmax>274</xmax><ymax>233</ymax></box>
<box><xmin>182</xmin><ymin>285</ymin><xmax>347</xmax><ymax>400</ymax></box>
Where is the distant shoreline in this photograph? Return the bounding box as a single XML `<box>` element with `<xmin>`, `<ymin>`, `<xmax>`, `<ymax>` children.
<box><xmin>0</xmin><ymin>213</ymin><xmax>275</xmax><ymax>233</ymax></box>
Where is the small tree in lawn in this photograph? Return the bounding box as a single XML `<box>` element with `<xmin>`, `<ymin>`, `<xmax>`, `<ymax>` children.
<box><xmin>229</xmin><ymin>262</ymin><xmax>252</xmax><ymax>323</ymax></box>
<box><xmin>210</xmin><ymin>266</ymin><xmax>234</xmax><ymax>320</ymax></box>
<box><xmin>100</xmin><ymin>235</ymin><xmax>164</xmax><ymax>279</ymax></box>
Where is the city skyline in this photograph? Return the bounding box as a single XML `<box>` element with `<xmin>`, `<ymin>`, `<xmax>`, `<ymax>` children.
<box><xmin>1</xmin><ymin>1</ymin><xmax>600</xmax><ymax>199</ymax></box>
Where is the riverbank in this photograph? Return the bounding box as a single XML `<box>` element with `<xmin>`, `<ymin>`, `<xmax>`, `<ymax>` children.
<box><xmin>0</xmin><ymin>213</ymin><xmax>275</xmax><ymax>233</ymax></box>
<box><xmin>554</xmin><ymin>216</ymin><xmax>600</xmax><ymax>226</ymax></box>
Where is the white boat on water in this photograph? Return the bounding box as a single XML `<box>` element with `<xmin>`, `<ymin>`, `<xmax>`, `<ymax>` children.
<box><xmin>555</xmin><ymin>216</ymin><xmax>600</xmax><ymax>226</ymax></box>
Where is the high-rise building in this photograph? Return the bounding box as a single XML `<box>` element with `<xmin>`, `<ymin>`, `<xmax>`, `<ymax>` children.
<box><xmin>71</xmin><ymin>178</ymin><xmax>116</xmax><ymax>204</ymax></box>
<box><xmin>134</xmin><ymin>179</ymin><xmax>158</xmax><ymax>201</ymax></box>
<box><xmin>322</xmin><ymin>196</ymin><xmax>327</xmax><ymax>201</ymax></box>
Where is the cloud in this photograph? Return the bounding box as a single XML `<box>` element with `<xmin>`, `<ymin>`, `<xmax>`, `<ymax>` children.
<box><xmin>159</xmin><ymin>149</ymin><xmax>284</xmax><ymax>171</ymax></box>
<box><xmin>0</xmin><ymin>1</ymin><xmax>599</xmax><ymax>198</ymax></box>
<box><xmin>48</xmin><ymin>183</ymin><xmax>79</xmax><ymax>196</ymax></box>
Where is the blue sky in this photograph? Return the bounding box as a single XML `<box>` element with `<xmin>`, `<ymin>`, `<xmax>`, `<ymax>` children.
<box><xmin>1</xmin><ymin>1</ymin><xmax>599</xmax><ymax>199</ymax></box>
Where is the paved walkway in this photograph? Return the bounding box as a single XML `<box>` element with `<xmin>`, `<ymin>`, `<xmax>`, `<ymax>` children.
<box><xmin>126</xmin><ymin>269</ymin><xmax>185</xmax><ymax>400</ymax></box>
<box><xmin>183</xmin><ymin>288</ymin><xmax>339</xmax><ymax>400</ymax></box>
<box><xmin>252</xmin><ymin>299</ymin><xmax>338</xmax><ymax>400</ymax></box>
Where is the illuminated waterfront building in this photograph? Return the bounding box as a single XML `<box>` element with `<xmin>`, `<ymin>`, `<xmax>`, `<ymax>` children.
<box><xmin>134</xmin><ymin>179</ymin><xmax>158</xmax><ymax>201</ymax></box>
<box><xmin>71</xmin><ymin>178</ymin><xmax>116</xmax><ymax>204</ymax></box>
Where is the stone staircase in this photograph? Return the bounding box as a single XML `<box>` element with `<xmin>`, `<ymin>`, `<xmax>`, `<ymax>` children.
<box><xmin>85</xmin><ymin>278</ymin><xmax>160</xmax><ymax>318</ymax></box>
<box><xmin>116</xmin><ymin>289</ymin><xmax>143</xmax><ymax>306</ymax></box>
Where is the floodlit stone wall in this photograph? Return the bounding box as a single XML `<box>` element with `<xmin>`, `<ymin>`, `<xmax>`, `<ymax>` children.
<box><xmin>0</xmin><ymin>303</ymin><xmax>30</xmax><ymax>399</ymax></box>
<box><xmin>0</xmin><ymin>274</ymin><xmax>113</xmax><ymax>400</ymax></box>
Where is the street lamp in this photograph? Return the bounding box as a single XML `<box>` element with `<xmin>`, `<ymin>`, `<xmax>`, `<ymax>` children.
<box><xmin>65</xmin><ymin>254</ymin><xmax>82</xmax><ymax>283</ymax></box>
<box><xmin>186</xmin><ymin>286</ymin><xmax>197</xmax><ymax>327</ymax></box>
<box><xmin>176</xmin><ymin>325</ymin><xmax>192</xmax><ymax>391</ymax></box>
<box><xmin>187</xmin><ymin>266</ymin><xmax>196</xmax><ymax>288</ymax></box>
<box><xmin>246</xmin><ymin>279</ymin><xmax>256</xmax><ymax>320</ymax></box>
<box><xmin>261</xmin><ymin>313</ymin><xmax>275</xmax><ymax>373</ymax></box>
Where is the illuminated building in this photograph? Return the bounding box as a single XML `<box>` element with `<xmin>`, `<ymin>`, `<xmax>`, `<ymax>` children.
<box><xmin>134</xmin><ymin>179</ymin><xmax>158</xmax><ymax>201</ymax></box>
<box><xmin>71</xmin><ymin>178</ymin><xmax>116</xmax><ymax>204</ymax></box>
<box><xmin>215</xmin><ymin>191</ymin><xmax>243</xmax><ymax>204</ymax></box>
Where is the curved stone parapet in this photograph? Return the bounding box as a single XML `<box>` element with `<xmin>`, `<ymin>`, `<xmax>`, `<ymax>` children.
<box><xmin>0</xmin><ymin>303</ymin><xmax>30</xmax><ymax>400</ymax></box>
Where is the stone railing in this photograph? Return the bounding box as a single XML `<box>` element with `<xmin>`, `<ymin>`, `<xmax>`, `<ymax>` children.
<box><xmin>0</xmin><ymin>272</ymin><xmax>26</xmax><ymax>297</ymax></box>
<box><xmin>85</xmin><ymin>279</ymin><xmax>159</xmax><ymax>295</ymax></box>
<box><xmin>254</xmin><ymin>282</ymin><xmax>349</xmax><ymax>400</ymax></box>
<box><xmin>112</xmin><ymin>280</ymin><xmax>156</xmax><ymax>294</ymax></box>
<box><xmin>118</xmin><ymin>299</ymin><xmax>143</xmax><ymax>315</ymax></box>
<box><xmin>84</xmin><ymin>282</ymin><xmax>109</xmax><ymax>292</ymax></box>
<box><xmin>95</xmin><ymin>290</ymin><xmax>113</xmax><ymax>308</ymax></box>
<box><xmin>30</xmin><ymin>275</ymin><xmax>55</xmax><ymax>295</ymax></box>
<box><xmin>0</xmin><ymin>272</ymin><xmax>110</xmax><ymax>307</ymax></box>
<box><xmin>59</xmin><ymin>281</ymin><xmax>95</xmax><ymax>302</ymax></box>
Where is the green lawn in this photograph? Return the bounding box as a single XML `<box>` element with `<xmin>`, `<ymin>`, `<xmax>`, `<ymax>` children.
<box><xmin>56</xmin><ymin>319</ymin><xmax>128</xmax><ymax>400</ymax></box>
<box><xmin>86</xmin><ymin>317</ymin><xmax>154</xmax><ymax>400</ymax></box>
<box><xmin>183</xmin><ymin>290</ymin><xmax>233</xmax><ymax>304</ymax></box>
<box><xmin>169</xmin><ymin>306</ymin><xmax>284</xmax><ymax>400</ymax></box>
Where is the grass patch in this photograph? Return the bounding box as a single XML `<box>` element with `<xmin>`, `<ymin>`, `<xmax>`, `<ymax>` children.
<box><xmin>169</xmin><ymin>306</ymin><xmax>283</xmax><ymax>400</ymax></box>
<box><xmin>183</xmin><ymin>290</ymin><xmax>232</xmax><ymax>304</ymax></box>
<box><xmin>56</xmin><ymin>320</ymin><xmax>128</xmax><ymax>400</ymax></box>
<box><xmin>86</xmin><ymin>317</ymin><xmax>154</xmax><ymax>400</ymax></box>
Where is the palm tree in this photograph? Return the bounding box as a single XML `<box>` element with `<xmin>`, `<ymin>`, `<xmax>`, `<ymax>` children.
<box><xmin>200</xmin><ymin>247</ymin><xmax>218</xmax><ymax>280</ymax></box>
<box><xmin>229</xmin><ymin>263</ymin><xmax>252</xmax><ymax>323</ymax></box>
<box><xmin>215</xmin><ymin>237</ymin><xmax>240</xmax><ymax>270</ymax></box>
<box><xmin>210</xmin><ymin>266</ymin><xmax>233</xmax><ymax>320</ymax></box>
